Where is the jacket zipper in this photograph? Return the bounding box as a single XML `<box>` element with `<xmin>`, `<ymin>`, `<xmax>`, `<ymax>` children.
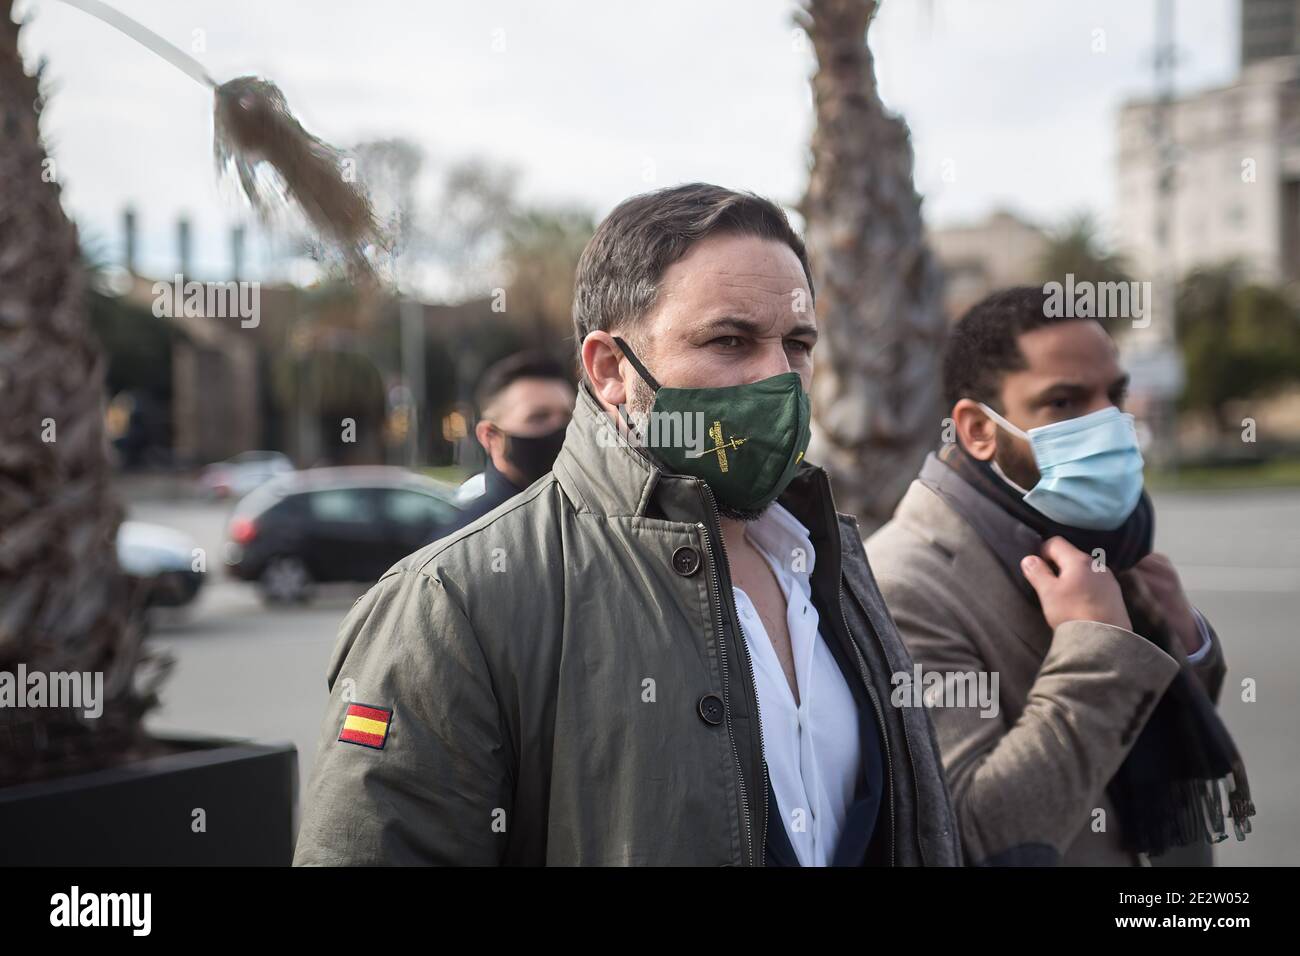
<box><xmin>837</xmin><ymin>595</ymin><xmax>897</xmax><ymax>865</ymax></box>
<box><xmin>695</xmin><ymin>483</ymin><xmax>768</xmax><ymax>867</ymax></box>
<box><xmin>847</xmin><ymin>583</ymin><xmax>925</xmax><ymax>865</ymax></box>
<box><xmin>814</xmin><ymin>473</ymin><xmax>901</xmax><ymax>865</ymax></box>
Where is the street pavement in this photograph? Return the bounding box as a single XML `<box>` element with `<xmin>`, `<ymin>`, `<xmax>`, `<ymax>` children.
<box><xmin>1147</xmin><ymin>490</ymin><xmax>1300</xmax><ymax>866</ymax></box>
<box><xmin>130</xmin><ymin>487</ymin><xmax>1300</xmax><ymax>866</ymax></box>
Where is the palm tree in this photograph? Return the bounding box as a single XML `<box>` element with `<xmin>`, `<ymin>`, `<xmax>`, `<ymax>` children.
<box><xmin>1037</xmin><ymin>211</ymin><xmax>1131</xmax><ymax>287</ymax></box>
<box><xmin>0</xmin><ymin>1</ymin><xmax>164</xmax><ymax>784</ymax></box>
<box><xmin>796</xmin><ymin>0</ymin><xmax>948</xmax><ymax>532</ymax></box>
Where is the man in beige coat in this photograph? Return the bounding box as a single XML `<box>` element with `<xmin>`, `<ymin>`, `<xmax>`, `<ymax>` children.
<box><xmin>867</xmin><ymin>286</ymin><xmax>1253</xmax><ymax>866</ymax></box>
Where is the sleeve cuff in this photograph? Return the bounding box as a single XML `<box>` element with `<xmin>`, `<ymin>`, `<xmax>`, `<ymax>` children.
<box><xmin>1186</xmin><ymin>608</ymin><xmax>1214</xmax><ymax>664</ymax></box>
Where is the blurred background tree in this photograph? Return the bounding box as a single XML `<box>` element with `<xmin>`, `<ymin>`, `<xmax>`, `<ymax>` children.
<box><xmin>797</xmin><ymin>0</ymin><xmax>948</xmax><ymax>532</ymax></box>
<box><xmin>1177</xmin><ymin>263</ymin><xmax>1300</xmax><ymax>434</ymax></box>
<box><xmin>1036</xmin><ymin>211</ymin><xmax>1132</xmax><ymax>286</ymax></box>
<box><xmin>501</xmin><ymin>205</ymin><xmax>596</xmax><ymax>355</ymax></box>
<box><xmin>274</xmin><ymin>140</ymin><xmax>591</xmax><ymax>469</ymax></box>
<box><xmin>336</xmin><ymin>141</ymin><xmax>591</xmax><ymax>455</ymax></box>
<box><xmin>0</xmin><ymin>0</ymin><xmax>167</xmax><ymax>783</ymax></box>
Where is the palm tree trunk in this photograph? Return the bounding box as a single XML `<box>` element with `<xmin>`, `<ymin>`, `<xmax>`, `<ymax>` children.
<box><xmin>797</xmin><ymin>0</ymin><xmax>947</xmax><ymax>532</ymax></box>
<box><xmin>0</xmin><ymin>1</ymin><xmax>164</xmax><ymax>783</ymax></box>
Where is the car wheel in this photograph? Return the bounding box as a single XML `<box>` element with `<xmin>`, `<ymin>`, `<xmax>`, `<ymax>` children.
<box><xmin>260</xmin><ymin>555</ymin><xmax>313</xmax><ymax>605</ymax></box>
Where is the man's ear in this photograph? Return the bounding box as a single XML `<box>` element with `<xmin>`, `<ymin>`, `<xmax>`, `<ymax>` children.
<box><xmin>953</xmin><ymin>398</ymin><xmax>998</xmax><ymax>461</ymax></box>
<box><xmin>474</xmin><ymin>419</ymin><xmax>499</xmax><ymax>456</ymax></box>
<box><xmin>581</xmin><ymin>331</ymin><xmax>628</xmax><ymax>410</ymax></box>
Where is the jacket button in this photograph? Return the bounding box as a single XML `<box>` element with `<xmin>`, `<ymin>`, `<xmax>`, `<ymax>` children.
<box><xmin>698</xmin><ymin>693</ymin><xmax>724</xmax><ymax>725</ymax></box>
<box><xmin>672</xmin><ymin>546</ymin><xmax>701</xmax><ymax>576</ymax></box>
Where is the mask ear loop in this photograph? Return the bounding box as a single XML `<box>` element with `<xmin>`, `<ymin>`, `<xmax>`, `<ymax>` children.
<box><xmin>608</xmin><ymin>335</ymin><xmax>660</xmax><ymax>438</ymax></box>
<box><xmin>612</xmin><ymin>335</ymin><xmax>662</xmax><ymax>392</ymax></box>
<box><xmin>977</xmin><ymin>402</ymin><xmax>1031</xmax><ymax>441</ymax></box>
<box><xmin>976</xmin><ymin>402</ymin><xmax>1035</xmax><ymax>494</ymax></box>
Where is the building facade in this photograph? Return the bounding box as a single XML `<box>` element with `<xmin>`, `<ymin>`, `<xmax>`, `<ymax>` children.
<box><xmin>1116</xmin><ymin>53</ymin><xmax>1300</xmax><ymax>287</ymax></box>
<box><xmin>927</xmin><ymin>210</ymin><xmax>1052</xmax><ymax>320</ymax></box>
<box><xmin>1242</xmin><ymin>0</ymin><xmax>1300</xmax><ymax>66</ymax></box>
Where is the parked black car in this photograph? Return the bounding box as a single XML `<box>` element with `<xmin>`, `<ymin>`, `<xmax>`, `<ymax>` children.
<box><xmin>224</xmin><ymin>467</ymin><xmax>461</xmax><ymax>604</ymax></box>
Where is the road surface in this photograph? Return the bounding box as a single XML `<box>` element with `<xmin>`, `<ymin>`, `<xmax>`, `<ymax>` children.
<box><xmin>131</xmin><ymin>487</ymin><xmax>1300</xmax><ymax>865</ymax></box>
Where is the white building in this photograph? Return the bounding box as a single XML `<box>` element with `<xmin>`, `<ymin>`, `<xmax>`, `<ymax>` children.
<box><xmin>1116</xmin><ymin>54</ymin><xmax>1300</xmax><ymax>287</ymax></box>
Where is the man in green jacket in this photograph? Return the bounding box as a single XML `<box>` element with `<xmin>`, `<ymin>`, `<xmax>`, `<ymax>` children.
<box><xmin>293</xmin><ymin>182</ymin><xmax>961</xmax><ymax>866</ymax></box>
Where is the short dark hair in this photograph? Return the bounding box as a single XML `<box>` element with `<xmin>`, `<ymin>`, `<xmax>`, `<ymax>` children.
<box><xmin>942</xmin><ymin>286</ymin><xmax>1108</xmax><ymax>410</ymax></box>
<box><xmin>475</xmin><ymin>350</ymin><xmax>572</xmax><ymax>414</ymax></box>
<box><xmin>571</xmin><ymin>183</ymin><xmax>814</xmax><ymax>367</ymax></box>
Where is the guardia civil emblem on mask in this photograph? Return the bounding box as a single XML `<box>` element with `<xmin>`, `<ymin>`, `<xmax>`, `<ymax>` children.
<box><xmin>613</xmin><ymin>336</ymin><xmax>811</xmax><ymax>513</ymax></box>
<box><xmin>698</xmin><ymin>420</ymin><xmax>746</xmax><ymax>472</ymax></box>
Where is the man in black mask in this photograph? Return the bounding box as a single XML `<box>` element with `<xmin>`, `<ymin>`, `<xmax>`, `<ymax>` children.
<box><xmin>443</xmin><ymin>350</ymin><xmax>575</xmax><ymax>535</ymax></box>
<box><xmin>867</xmin><ymin>286</ymin><xmax>1254</xmax><ymax>866</ymax></box>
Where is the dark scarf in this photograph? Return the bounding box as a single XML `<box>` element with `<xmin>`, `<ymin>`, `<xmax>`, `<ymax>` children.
<box><xmin>938</xmin><ymin>442</ymin><xmax>1255</xmax><ymax>856</ymax></box>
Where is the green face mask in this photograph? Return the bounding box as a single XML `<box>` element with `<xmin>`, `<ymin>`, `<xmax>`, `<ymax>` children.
<box><xmin>613</xmin><ymin>335</ymin><xmax>812</xmax><ymax>513</ymax></box>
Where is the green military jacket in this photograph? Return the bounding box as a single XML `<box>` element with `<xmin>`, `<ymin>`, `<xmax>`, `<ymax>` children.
<box><xmin>292</xmin><ymin>381</ymin><xmax>961</xmax><ymax>866</ymax></box>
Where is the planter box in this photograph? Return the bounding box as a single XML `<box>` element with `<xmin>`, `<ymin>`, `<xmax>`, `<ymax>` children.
<box><xmin>0</xmin><ymin>735</ymin><xmax>297</xmax><ymax>865</ymax></box>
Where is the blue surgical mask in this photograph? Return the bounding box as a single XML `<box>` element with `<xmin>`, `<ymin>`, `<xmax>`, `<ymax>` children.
<box><xmin>977</xmin><ymin>403</ymin><xmax>1145</xmax><ymax>531</ymax></box>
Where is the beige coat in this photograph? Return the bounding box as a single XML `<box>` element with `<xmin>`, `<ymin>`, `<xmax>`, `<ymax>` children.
<box><xmin>866</xmin><ymin>474</ymin><xmax>1226</xmax><ymax>866</ymax></box>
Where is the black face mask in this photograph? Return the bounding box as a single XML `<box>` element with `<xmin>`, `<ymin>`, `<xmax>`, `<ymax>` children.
<box><xmin>497</xmin><ymin>422</ymin><xmax>568</xmax><ymax>486</ymax></box>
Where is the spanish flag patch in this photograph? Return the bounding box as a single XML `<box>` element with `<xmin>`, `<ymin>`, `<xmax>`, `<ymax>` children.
<box><xmin>338</xmin><ymin>702</ymin><xmax>393</xmax><ymax>750</ymax></box>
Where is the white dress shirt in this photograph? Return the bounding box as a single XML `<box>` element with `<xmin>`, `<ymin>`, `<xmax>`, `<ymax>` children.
<box><xmin>730</xmin><ymin>501</ymin><xmax>862</xmax><ymax>866</ymax></box>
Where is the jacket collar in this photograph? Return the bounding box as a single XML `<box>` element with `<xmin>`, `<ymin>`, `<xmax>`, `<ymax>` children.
<box><xmin>895</xmin><ymin>454</ymin><xmax>1052</xmax><ymax>656</ymax></box>
<box><xmin>482</xmin><ymin>457</ymin><xmax>524</xmax><ymax>499</ymax></box>
<box><xmin>916</xmin><ymin>451</ymin><xmax>1042</xmax><ymax>601</ymax></box>
<box><xmin>552</xmin><ymin>379</ymin><xmax>839</xmax><ymax>541</ymax></box>
<box><xmin>550</xmin><ymin>379</ymin><xmax>663</xmax><ymax>518</ymax></box>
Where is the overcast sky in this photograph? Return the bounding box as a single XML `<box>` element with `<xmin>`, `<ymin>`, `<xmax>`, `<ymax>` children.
<box><xmin>18</xmin><ymin>0</ymin><xmax>1239</xmax><ymax>282</ymax></box>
